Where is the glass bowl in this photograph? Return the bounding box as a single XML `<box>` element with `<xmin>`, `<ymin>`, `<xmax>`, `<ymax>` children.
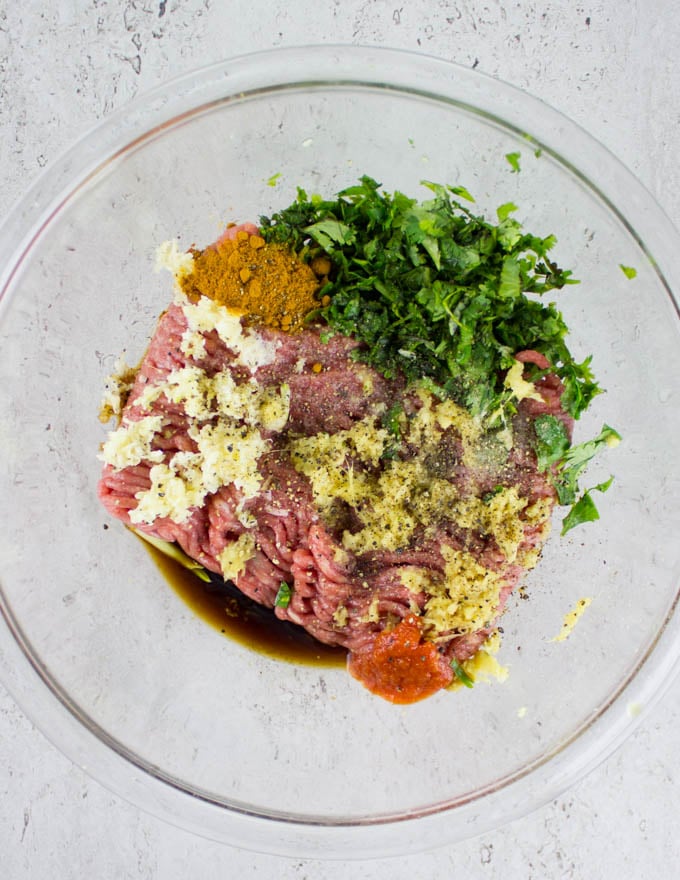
<box><xmin>1</xmin><ymin>46</ymin><xmax>679</xmax><ymax>859</ymax></box>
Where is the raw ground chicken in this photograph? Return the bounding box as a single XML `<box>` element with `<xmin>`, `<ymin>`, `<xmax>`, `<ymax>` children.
<box><xmin>98</xmin><ymin>225</ymin><xmax>572</xmax><ymax>703</ymax></box>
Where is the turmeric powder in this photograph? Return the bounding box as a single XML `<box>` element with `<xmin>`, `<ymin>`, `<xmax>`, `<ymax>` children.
<box><xmin>180</xmin><ymin>230</ymin><xmax>323</xmax><ymax>332</ymax></box>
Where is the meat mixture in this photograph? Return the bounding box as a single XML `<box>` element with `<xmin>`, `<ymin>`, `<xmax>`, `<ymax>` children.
<box><xmin>98</xmin><ymin>226</ymin><xmax>572</xmax><ymax>703</ymax></box>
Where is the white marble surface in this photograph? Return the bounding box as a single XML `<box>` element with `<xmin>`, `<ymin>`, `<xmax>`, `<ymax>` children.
<box><xmin>1</xmin><ymin>1</ymin><xmax>679</xmax><ymax>876</ymax></box>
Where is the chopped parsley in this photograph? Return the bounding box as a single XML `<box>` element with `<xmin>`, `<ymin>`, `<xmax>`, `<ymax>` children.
<box><xmin>560</xmin><ymin>478</ymin><xmax>613</xmax><ymax>535</ymax></box>
<box><xmin>451</xmin><ymin>658</ymin><xmax>475</xmax><ymax>688</ymax></box>
<box><xmin>260</xmin><ymin>176</ymin><xmax>596</xmax><ymax>421</ymax></box>
<box><xmin>532</xmin><ymin>415</ymin><xmax>620</xmax><ymax>533</ymax></box>
<box><xmin>274</xmin><ymin>581</ymin><xmax>292</xmax><ymax>608</ymax></box>
<box><xmin>505</xmin><ymin>151</ymin><xmax>522</xmax><ymax>173</ymax></box>
<box><xmin>381</xmin><ymin>402</ymin><xmax>404</xmax><ymax>438</ymax></box>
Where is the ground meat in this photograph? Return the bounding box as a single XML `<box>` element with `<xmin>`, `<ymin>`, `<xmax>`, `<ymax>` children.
<box><xmin>99</xmin><ymin>294</ymin><xmax>571</xmax><ymax>702</ymax></box>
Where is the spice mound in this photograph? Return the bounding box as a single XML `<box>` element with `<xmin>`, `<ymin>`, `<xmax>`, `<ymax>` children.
<box><xmin>98</xmin><ymin>178</ymin><xmax>618</xmax><ymax>704</ymax></box>
<box><xmin>180</xmin><ymin>227</ymin><xmax>324</xmax><ymax>332</ymax></box>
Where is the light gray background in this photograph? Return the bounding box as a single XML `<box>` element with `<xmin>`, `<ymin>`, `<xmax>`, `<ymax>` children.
<box><xmin>1</xmin><ymin>1</ymin><xmax>679</xmax><ymax>877</ymax></box>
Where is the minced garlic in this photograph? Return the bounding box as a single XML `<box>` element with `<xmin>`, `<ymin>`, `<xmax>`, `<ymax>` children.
<box><xmin>128</xmin><ymin>418</ymin><xmax>268</xmax><ymax>527</ymax></box>
<box><xmin>191</xmin><ymin>420</ymin><xmax>268</xmax><ymax>499</ymax></box>
<box><xmin>155</xmin><ymin>239</ymin><xmax>195</xmax><ymax>283</ymax></box>
<box><xmin>99</xmin><ymin>415</ymin><xmax>165</xmax><ymax>470</ymax></box>
<box><xmin>362</xmin><ymin>596</ymin><xmax>381</xmax><ymax>624</ymax></box>
<box><xmin>181</xmin><ymin>295</ymin><xmax>278</xmax><ymax>372</ymax></box>
<box><xmin>503</xmin><ymin>359</ymin><xmax>544</xmax><ymax>403</ymax></box>
<box><xmin>161</xmin><ymin>366</ymin><xmax>217</xmax><ymax>422</ymax></box>
<box><xmin>130</xmin><ymin>453</ymin><xmax>205</xmax><ymax>525</ymax></box>
<box><xmin>180</xmin><ymin>327</ymin><xmax>208</xmax><ymax>360</ymax></box>
<box><xmin>134</xmin><ymin>366</ymin><xmax>290</xmax><ymax>433</ymax></box>
<box><xmin>333</xmin><ymin>605</ymin><xmax>349</xmax><ymax>627</ymax></box>
<box><xmin>408</xmin><ymin>388</ymin><xmax>482</xmax><ymax>456</ymax></box>
<box><xmin>103</xmin><ymin>348</ymin><xmax>290</xmax><ymax>526</ymax></box>
<box><xmin>447</xmin><ymin>633</ymin><xmax>509</xmax><ymax>690</ymax></box>
<box><xmin>98</xmin><ymin>355</ymin><xmax>137</xmax><ymax>424</ymax></box>
<box><xmin>218</xmin><ymin>532</ymin><xmax>256</xmax><ymax>581</ymax></box>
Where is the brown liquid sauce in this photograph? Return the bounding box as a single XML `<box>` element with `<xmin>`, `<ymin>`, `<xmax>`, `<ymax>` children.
<box><xmin>145</xmin><ymin>544</ymin><xmax>347</xmax><ymax>668</ymax></box>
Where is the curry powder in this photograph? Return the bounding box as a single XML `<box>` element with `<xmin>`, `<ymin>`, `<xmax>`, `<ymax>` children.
<box><xmin>180</xmin><ymin>230</ymin><xmax>323</xmax><ymax>332</ymax></box>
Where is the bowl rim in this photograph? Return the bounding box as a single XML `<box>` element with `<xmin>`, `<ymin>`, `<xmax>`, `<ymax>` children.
<box><xmin>1</xmin><ymin>43</ymin><xmax>680</xmax><ymax>858</ymax></box>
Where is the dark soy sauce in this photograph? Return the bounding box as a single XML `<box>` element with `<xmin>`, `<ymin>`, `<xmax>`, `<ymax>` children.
<box><xmin>145</xmin><ymin>543</ymin><xmax>347</xmax><ymax>668</ymax></box>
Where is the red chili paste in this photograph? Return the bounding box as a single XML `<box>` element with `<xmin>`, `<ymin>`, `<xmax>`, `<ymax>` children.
<box><xmin>347</xmin><ymin>615</ymin><xmax>454</xmax><ymax>704</ymax></box>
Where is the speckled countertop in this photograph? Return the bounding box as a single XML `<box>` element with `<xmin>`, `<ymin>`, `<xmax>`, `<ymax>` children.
<box><xmin>1</xmin><ymin>2</ymin><xmax>679</xmax><ymax>877</ymax></box>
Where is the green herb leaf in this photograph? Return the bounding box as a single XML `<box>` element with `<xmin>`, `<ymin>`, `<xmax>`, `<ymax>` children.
<box><xmin>451</xmin><ymin>658</ymin><xmax>475</xmax><ymax>688</ymax></box>
<box><xmin>561</xmin><ymin>492</ymin><xmax>600</xmax><ymax>534</ymax></box>
<box><xmin>449</xmin><ymin>184</ymin><xmax>476</xmax><ymax>203</ymax></box>
<box><xmin>260</xmin><ymin>176</ymin><xmax>595</xmax><ymax>421</ymax></box>
<box><xmin>505</xmin><ymin>151</ymin><xmax>521</xmax><ymax>173</ymax></box>
<box><xmin>496</xmin><ymin>202</ymin><xmax>518</xmax><ymax>221</ymax></box>
<box><xmin>381</xmin><ymin>402</ymin><xmax>404</xmax><ymax>438</ymax></box>
<box><xmin>266</xmin><ymin>172</ymin><xmax>282</xmax><ymax>187</ymax></box>
<box><xmin>533</xmin><ymin>415</ymin><xmax>571</xmax><ymax>471</ymax></box>
<box><xmin>275</xmin><ymin>581</ymin><xmax>292</xmax><ymax>608</ymax></box>
<box><xmin>561</xmin><ymin>476</ymin><xmax>613</xmax><ymax>535</ymax></box>
<box><xmin>561</xmin><ymin>424</ymin><xmax>621</xmax><ymax>475</ymax></box>
<box><xmin>534</xmin><ymin>417</ymin><xmax>619</xmax><ymax>533</ymax></box>
<box><xmin>304</xmin><ymin>220</ymin><xmax>356</xmax><ymax>250</ymax></box>
<box><xmin>592</xmin><ymin>475</ymin><xmax>615</xmax><ymax>493</ymax></box>
<box><xmin>498</xmin><ymin>256</ymin><xmax>521</xmax><ymax>299</ymax></box>
<box><xmin>619</xmin><ymin>264</ymin><xmax>637</xmax><ymax>279</ymax></box>
<box><xmin>555</xmin><ymin>424</ymin><xmax>619</xmax><ymax>504</ymax></box>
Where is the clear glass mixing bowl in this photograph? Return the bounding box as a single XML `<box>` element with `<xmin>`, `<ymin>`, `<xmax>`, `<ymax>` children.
<box><xmin>1</xmin><ymin>46</ymin><xmax>679</xmax><ymax>859</ymax></box>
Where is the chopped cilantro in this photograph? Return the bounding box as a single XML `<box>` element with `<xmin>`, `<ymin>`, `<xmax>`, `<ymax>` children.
<box><xmin>451</xmin><ymin>658</ymin><xmax>475</xmax><ymax>688</ymax></box>
<box><xmin>450</xmin><ymin>184</ymin><xmax>475</xmax><ymax>203</ymax></box>
<box><xmin>533</xmin><ymin>414</ymin><xmax>570</xmax><ymax>471</ymax></box>
<box><xmin>274</xmin><ymin>581</ymin><xmax>292</xmax><ymax>608</ymax></box>
<box><xmin>505</xmin><ymin>151</ymin><xmax>522</xmax><ymax>173</ymax></box>
<box><xmin>496</xmin><ymin>201</ymin><xmax>518</xmax><ymax>221</ymax></box>
<box><xmin>532</xmin><ymin>416</ymin><xmax>620</xmax><ymax>531</ymax></box>
<box><xmin>482</xmin><ymin>485</ymin><xmax>505</xmax><ymax>503</ymax></box>
<box><xmin>561</xmin><ymin>477</ymin><xmax>613</xmax><ymax>535</ymax></box>
<box><xmin>304</xmin><ymin>219</ymin><xmax>356</xmax><ymax>250</ymax></box>
<box><xmin>381</xmin><ymin>402</ymin><xmax>404</xmax><ymax>438</ymax></box>
<box><xmin>619</xmin><ymin>264</ymin><xmax>637</xmax><ymax>279</ymax></box>
<box><xmin>380</xmin><ymin>402</ymin><xmax>404</xmax><ymax>460</ymax></box>
<box><xmin>555</xmin><ymin>423</ymin><xmax>621</xmax><ymax>505</ymax></box>
<box><xmin>260</xmin><ymin>176</ymin><xmax>592</xmax><ymax>421</ymax></box>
